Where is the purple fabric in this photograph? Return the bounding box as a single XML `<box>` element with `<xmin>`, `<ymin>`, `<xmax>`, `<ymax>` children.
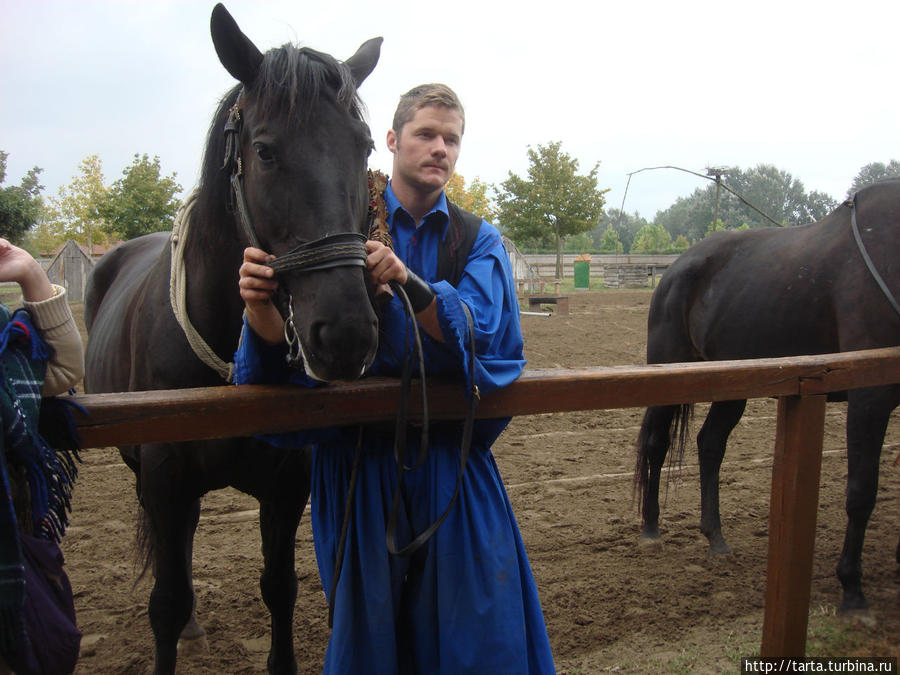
<box><xmin>11</xmin><ymin>534</ymin><xmax>81</xmax><ymax>675</ymax></box>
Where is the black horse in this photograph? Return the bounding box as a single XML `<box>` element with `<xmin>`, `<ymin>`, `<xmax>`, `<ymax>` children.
<box><xmin>83</xmin><ymin>5</ymin><xmax>381</xmax><ymax>672</ymax></box>
<box><xmin>634</xmin><ymin>178</ymin><xmax>900</xmax><ymax>613</ymax></box>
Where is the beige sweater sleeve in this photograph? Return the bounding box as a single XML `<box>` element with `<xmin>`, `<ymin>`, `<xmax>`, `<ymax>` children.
<box><xmin>23</xmin><ymin>284</ymin><xmax>85</xmax><ymax>396</ymax></box>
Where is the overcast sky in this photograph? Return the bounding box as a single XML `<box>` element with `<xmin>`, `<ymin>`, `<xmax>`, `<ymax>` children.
<box><xmin>2</xmin><ymin>0</ymin><xmax>897</xmax><ymax>221</ymax></box>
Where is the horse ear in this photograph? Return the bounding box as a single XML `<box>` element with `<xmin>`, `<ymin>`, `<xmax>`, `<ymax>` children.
<box><xmin>345</xmin><ymin>37</ymin><xmax>383</xmax><ymax>87</ymax></box>
<box><xmin>210</xmin><ymin>4</ymin><xmax>264</xmax><ymax>86</ymax></box>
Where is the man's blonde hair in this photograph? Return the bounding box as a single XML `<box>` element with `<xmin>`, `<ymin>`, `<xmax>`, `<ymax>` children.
<box><xmin>391</xmin><ymin>83</ymin><xmax>465</xmax><ymax>135</ymax></box>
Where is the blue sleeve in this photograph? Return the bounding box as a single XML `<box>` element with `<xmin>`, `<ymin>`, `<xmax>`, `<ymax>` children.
<box><xmin>433</xmin><ymin>222</ymin><xmax>525</xmax><ymax>396</ymax></box>
<box><xmin>233</xmin><ymin>315</ymin><xmax>319</xmax><ymax>387</ymax></box>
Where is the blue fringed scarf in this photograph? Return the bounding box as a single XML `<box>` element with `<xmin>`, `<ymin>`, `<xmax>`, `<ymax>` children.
<box><xmin>0</xmin><ymin>305</ymin><xmax>80</xmax><ymax>665</ymax></box>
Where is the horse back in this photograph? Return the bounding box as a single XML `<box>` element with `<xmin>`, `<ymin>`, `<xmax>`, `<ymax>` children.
<box><xmin>647</xmin><ymin>191</ymin><xmax>899</xmax><ymax>365</ymax></box>
<box><xmin>84</xmin><ymin>232</ymin><xmax>171</xmax><ymax>393</ymax></box>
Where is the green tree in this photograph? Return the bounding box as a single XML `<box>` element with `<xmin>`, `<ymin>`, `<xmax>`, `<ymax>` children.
<box><xmin>497</xmin><ymin>141</ymin><xmax>607</xmax><ymax>278</ymax></box>
<box><xmin>604</xmin><ymin>208</ymin><xmax>650</xmax><ymax>253</ymax></box>
<box><xmin>597</xmin><ymin>226</ymin><xmax>624</xmax><ymax>253</ymax></box>
<box><xmin>847</xmin><ymin>160</ymin><xmax>900</xmax><ymax>197</ymax></box>
<box><xmin>0</xmin><ymin>151</ymin><xmax>45</xmax><ymax>245</ymax></box>
<box><xmin>656</xmin><ymin>164</ymin><xmax>839</xmax><ymax>241</ymax></box>
<box><xmin>44</xmin><ymin>154</ymin><xmax>110</xmax><ymax>252</ymax></box>
<box><xmin>444</xmin><ymin>173</ymin><xmax>496</xmax><ymax>223</ymax></box>
<box><xmin>101</xmin><ymin>154</ymin><xmax>182</xmax><ymax>240</ymax></box>
<box><xmin>631</xmin><ymin>223</ymin><xmax>673</xmax><ymax>254</ymax></box>
<box><xmin>671</xmin><ymin>234</ymin><xmax>691</xmax><ymax>253</ymax></box>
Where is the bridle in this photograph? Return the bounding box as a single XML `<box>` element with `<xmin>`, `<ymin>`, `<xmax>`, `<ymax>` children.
<box><xmin>222</xmin><ymin>96</ymin><xmax>370</xmax><ymax>366</ymax></box>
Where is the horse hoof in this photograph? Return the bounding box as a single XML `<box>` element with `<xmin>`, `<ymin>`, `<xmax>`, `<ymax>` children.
<box><xmin>177</xmin><ymin>632</ymin><xmax>210</xmax><ymax>656</ymax></box>
<box><xmin>839</xmin><ymin>608</ymin><xmax>877</xmax><ymax>629</ymax></box>
<box><xmin>638</xmin><ymin>535</ymin><xmax>663</xmax><ymax>550</ymax></box>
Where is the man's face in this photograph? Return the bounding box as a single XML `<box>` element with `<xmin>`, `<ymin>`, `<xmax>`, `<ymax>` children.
<box><xmin>387</xmin><ymin>104</ymin><xmax>463</xmax><ymax>196</ymax></box>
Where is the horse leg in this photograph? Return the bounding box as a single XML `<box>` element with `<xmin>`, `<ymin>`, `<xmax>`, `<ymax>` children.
<box><xmin>258</xmin><ymin>497</ymin><xmax>305</xmax><ymax>675</ymax></box>
<box><xmin>142</xmin><ymin>474</ymin><xmax>202</xmax><ymax>674</ymax></box>
<box><xmin>836</xmin><ymin>386</ymin><xmax>896</xmax><ymax>611</ymax></box>
<box><xmin>636</xmin><ymin>405</ymin><xmax>678</xmax><ymax>540</ymax></box>
<box><xmin>696</xmin><ymin>399</ymin><xmax>746</xmax><ymax>554</ymax></box>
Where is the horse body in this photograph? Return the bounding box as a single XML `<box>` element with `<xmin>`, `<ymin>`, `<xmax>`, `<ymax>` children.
<box><xmin>635</xmin><ymin>178</ymin><xmax>900</xmax><ymax>612</ymax></box>
<box><xmin>83</xmin><ymin>5</ymin><xmax>381</xmax><ymax>673</ymax></box>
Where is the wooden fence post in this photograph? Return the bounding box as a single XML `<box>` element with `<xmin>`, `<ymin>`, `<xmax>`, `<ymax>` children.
<box><xmin>761</xmin><ymin>394</ymin><xmax>827</xmax><ymax>657</ymax></box>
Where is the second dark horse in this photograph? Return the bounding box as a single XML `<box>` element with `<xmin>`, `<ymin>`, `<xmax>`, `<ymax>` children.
<box><xmin>635</xmin><ymin>178</ymin><xmax>900</xmax><ymax>613</ymax></box>
<box><xmin>83</xmin><ymin>5</ymin><xmax>381</xmax><ymax>672</ymax></box>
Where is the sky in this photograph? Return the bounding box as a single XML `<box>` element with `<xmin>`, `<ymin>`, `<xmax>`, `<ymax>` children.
<box><xmin>2</xmin><ymin>0</ymin><xmax>898</xmax><ymax>221</ymax></box>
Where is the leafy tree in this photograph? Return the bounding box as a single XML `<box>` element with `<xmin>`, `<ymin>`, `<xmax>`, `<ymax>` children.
<box><xmin>563</xmin><ymin>231</ymin><xmax>593</xmax><ymax>253</ymax></box>
<box><xmin>847</xmin><ymin>160</ymin><xmax>900</xmax><ymax>197</ymax></box>
<box><xmin>101</xmin><ymin>154</ymin><xmax>182</xmax><ymax>240</ymax></box>
<box><xmin>44</xmin><ymin>154</ymin><xmax>110</xmax><ymax>252</ymax></box>
<box><xmin>497</xmin><ymin>141</ymin><xmax>607</xmax><ymax>278</ymax></box>
<box><xmin>0</xmin><ymin>151</ymin><xmax>45</xmax><ymax>244</ymax></box>
<box><xmin>631</xmin><ymin>223</ymin><xmax>673</xmax><ymax>254</ymax></box>
<box><xmin>597</xmin><ymin>226</ymin><xmax>624</xmax><ymax>254</ymax></box>
<box><xmin>603</xmin><ymin>208</ymin><xmax>649</xmax><ymax>253</ymax></box>
<box><xmin>671</xmin><ymin>234</ymin><xmax>691</xmax><ymax>253</ymax></box>
<box><xmin>655</xmin><ymin>164</ymin><xmax>839</xmax><ymax>241</ymax></box>
<box><xmin>444</xmin><ymin>173</ymin><xmax>496</xmax><ymax>223</ymax></box>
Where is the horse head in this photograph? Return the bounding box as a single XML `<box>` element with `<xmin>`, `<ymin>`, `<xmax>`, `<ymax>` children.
<box><xmin>210</xmin><ymin>3</ymin><xmax>380</xmax><ymax>381</ymax></box>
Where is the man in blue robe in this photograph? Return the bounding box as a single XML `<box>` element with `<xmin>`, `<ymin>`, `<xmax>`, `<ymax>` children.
<box><xmin>234</xmin><ymin>83</ymin><xmax>555</xmax><ymax>674</ymax></box>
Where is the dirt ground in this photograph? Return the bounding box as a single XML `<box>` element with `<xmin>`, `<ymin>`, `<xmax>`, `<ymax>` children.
<box><xmin>61</xmin><ymin>289</ymin><xmax>899</xmax><ymax>673</ymax></box>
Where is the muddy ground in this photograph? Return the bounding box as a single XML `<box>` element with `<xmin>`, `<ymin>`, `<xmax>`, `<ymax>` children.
<box><xmin>62</xmin><ymin>289</ymin><xmax>898</xmax><ymax>673</ymax></box>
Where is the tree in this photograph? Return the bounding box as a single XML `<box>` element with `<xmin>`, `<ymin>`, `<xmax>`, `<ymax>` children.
<box><xmin>444</xmin><ymin>173</ymin><xmax>496</xmax><ymax>223</ymax></box>
<box><xmin>631</xmin><ymin>223</ymin><xmax>673</xmax><ymax>254</ymax></box>
<box><xmin>101</xmin><ymin>154</ymin><xmax>182</xmax><ymax>240</ymax></box>
<box><xmin>44</xmin><ymin>154</ymin><xmax>110</xmax><ymax>252</ymax></box>
<box><xmin>0</xmin><ymin>151</ymin><xmax>45</xmax><ymax>245</ymax></box>
<box><xmin>597</xmin><ymin>226</ymin><xmax>624</xmax><ymax>254</ymax></box>
<box><xmin>847</xmin><ymin>160</ymin><xmax>900</xmax><ymax>197</ymax></box>
<box><xmin>604</xmin><ymin>208</ymin><xmax>650</xmax><ymax>253</ymax></box>
<box><xmin>497</xmin><ymin>141</ymin><xmax>607</xmax><ymax>278</ymax></box>
<box><xmin>655</xmin><ymin>164</ymin><xmax>839</xmax><ymax>241</ymax></box>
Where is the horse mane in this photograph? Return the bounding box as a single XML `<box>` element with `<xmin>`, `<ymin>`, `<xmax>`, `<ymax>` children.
<box><xmin>193</xmin><ymin>43</ymin><xmax>367</xmax><ymax>249</ymax></box>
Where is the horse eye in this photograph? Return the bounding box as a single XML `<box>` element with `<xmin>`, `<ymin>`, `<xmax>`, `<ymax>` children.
<box><xmin>253</xmin><ymin>142</ymin><xmax>275</xmax><ymax>164</ymax></box>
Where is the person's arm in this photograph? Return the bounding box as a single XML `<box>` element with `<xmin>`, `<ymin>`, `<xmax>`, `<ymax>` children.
<box><xmin>431</xmin><ymin>224</ymin><xmax>526</xmax><ymax>395</ymax></box>
<box><xmin>239</xmin><ymin>246</ymin><xmax>284</xmax><ymax>345</ymax></box>
<box><xmin>25</xmin><ymin>286</ymin><xmax>84</xmax><ymax>396</ymax></box>
<box><xmin>0</xmin><ymin>239</ymin><xmax>84</xmax><ymax>395</ymax></box>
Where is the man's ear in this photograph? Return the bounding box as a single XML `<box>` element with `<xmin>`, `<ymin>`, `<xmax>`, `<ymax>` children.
<box><xmin>386</xmin><ymin>128</ymin><xmax>398</xmax><ymax>154</ymax></box>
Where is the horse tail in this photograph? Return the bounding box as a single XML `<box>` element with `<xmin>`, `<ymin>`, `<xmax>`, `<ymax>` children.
<box><xmin>633</xmin><ymin>403</ymin><xmax>694</xmax><ymax>513</ymax></box>
<box><xmin>130</xmin><ymin>491</ymin><xmax>156</xmax><ymax>588</ymax></box>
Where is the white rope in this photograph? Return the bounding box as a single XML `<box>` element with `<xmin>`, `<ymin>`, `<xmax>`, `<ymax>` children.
<box><xmin>169</xmin><ymin>189</ymin><xmax>235</xmax><ymax>382</ymax></box>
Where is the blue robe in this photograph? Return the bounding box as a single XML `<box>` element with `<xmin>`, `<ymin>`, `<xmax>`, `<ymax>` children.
<box><xmin>234</xmin><ymin>186</ymin><xmax>555</xmax><ymax>674</ymax></box>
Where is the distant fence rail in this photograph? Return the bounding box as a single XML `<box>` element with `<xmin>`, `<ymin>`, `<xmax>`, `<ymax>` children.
<box><xmin>522</xmin><ymin>253</ymin><xmax>678</xmax><ymax>280</ymax></box>
<box><xmin>66</xmin><ymin>346</ymin><xmax>900</xmax><ymax>658</ymax></box>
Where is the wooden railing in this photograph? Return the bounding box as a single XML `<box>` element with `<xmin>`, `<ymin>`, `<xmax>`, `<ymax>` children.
<box><xmin>67</xmin><ymin>346</ymin><xmax>900</xmax><ymax>658</ymax></box>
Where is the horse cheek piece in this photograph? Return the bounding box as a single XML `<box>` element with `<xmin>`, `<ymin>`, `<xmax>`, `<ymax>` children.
<box><xmin>82</xmin><ymin>4</ymin><xmax>382</xmax><ymax>673</ymax></box>
<box><xmin>634</xmin><ymin>179</ymin><xmax>900</xmax><ymax>614</ymax></box>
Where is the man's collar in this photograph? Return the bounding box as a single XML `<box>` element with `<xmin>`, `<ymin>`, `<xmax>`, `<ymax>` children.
<box><xmin>384</xmin><ymin>182</ymin><xmax>449</xmax><ymax>227</ymax></box>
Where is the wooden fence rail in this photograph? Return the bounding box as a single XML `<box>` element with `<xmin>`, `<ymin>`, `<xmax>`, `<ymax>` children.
<box><xmin>66</xmin><ymin>346</ymin><xmax>900</xmax><ymax>658</ymax></box>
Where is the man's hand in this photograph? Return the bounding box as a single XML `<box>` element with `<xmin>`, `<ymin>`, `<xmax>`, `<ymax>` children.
<box><xmin>239</xmin><ymin>247</ymin><xmax>284</xmax><ymax>344</ymax></box>
<box><xmin>365</xmin><ymin>240</ymin><xmax>407</xmax><ymax>286</ymax></box>
<box><xmin>366</xmin><ymin>240</ymin><xmax>443</xmax><ymax>342</ymax></box>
